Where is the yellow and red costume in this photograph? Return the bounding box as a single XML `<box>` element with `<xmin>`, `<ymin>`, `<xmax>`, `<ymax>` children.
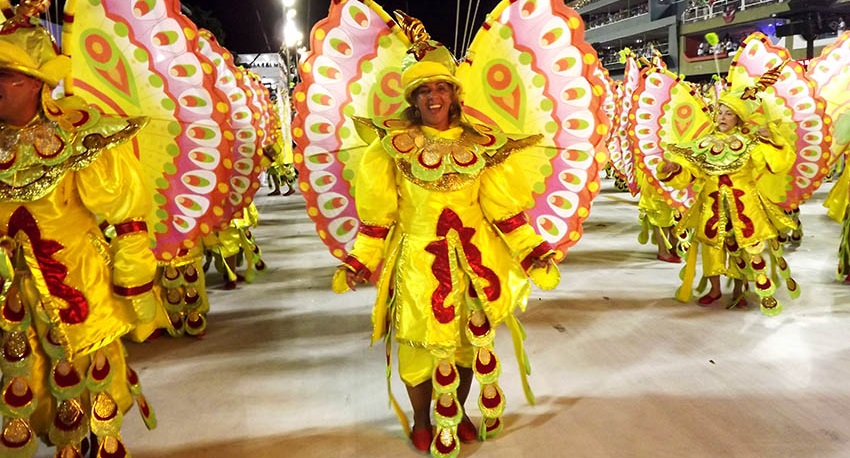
<box><xmin>660</xmin><ymin>123</ymin><xmax>799</xmax><ymax>314</ymax></box>
<box><xmin>338</xmin><ymin>118</ymin><xmax>554</xmax><ymax>452</ymax></box>
<box><xmin>0</xmin><ymin>14</ymin><xmax>157</xmax><ymax>458</ymax></box>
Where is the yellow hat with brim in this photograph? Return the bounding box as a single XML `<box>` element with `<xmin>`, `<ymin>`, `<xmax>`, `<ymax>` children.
<box><xmin>718</xmin><ymin>91</ymin><xmax>755</xmax><ymax>122</ymax></box>
<box><xmin>0</xmin><ymin>26</ymin><xmax>70</xmax><ymax>87</ymax></box>
<box><xmin>402</xmin><ymin>60</ymin><xmax>462</xmax><ymax>104</ymax></box>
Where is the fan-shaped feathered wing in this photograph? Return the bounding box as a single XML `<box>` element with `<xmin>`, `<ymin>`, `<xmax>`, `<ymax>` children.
<box><xmin>808</xmin><ymin>31</ymin><xmax>850</xmax><ymax>165</ymax></box>
<box><xmin>64</xmin><ymin>0</ymin><xmax>232</xmax><ymax>260</ymax></box>
<box><xmin>629</xmin><ymin>66</ymin><xmax>712</xmax><ymax>212</ymax></box>
<box><xmin>292</xmin><ymin>0</ymin><xmax>409</xmax><ymax>261</ymax></box>
<box><xmin>457</xmin><ymin>0</ymin><xmax>610</xmax><ymax>260</ymax></box>
<box><xmin>728</xmin><ymin>32</ymin><xmax>831</xmax><ymax>210</ymax></box>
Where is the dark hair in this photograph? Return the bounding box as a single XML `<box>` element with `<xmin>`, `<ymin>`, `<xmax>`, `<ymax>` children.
<box><xmin>402</xmin><ymin>83</ymin><xmax>463</xmax><ymax>125</ymax></box>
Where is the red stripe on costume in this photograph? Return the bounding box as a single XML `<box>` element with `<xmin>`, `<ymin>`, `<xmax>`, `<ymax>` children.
<box><xmin>520</xmin><ymin>241</ymin><xmax>554</xmax><ymax>270</ymax></box>
<box><xmin>359</xmin><ymin>224</ymin><xmax>389</xmax><ymax>239</ymax></box>
<box><xmin>7</xmin><ymin>207</ymin><xmax>89</xmax><ymax>324</ymax></box>
<box><xmin>343</xmin><ymin>255</ymin><xmax>371</xmax><ymax>278</ymax></box>
<box><xmin>494</xmin><ymin>213</ymin><xmax>526</xmax><ymax>234</ymax></box>
<box><xmin>114</xmin><ymin>281</ymin><xmax>154</xmax><ymax>297</ymax></box>
<box><xmin>425</xmin><ymin>208</ymin><xmax>501</xmax><ymax>324</ymax></box>
<box><xmin>114</xmin><ymin>221</ymin><xmax>148</xmax><ymax>236</ymax></box>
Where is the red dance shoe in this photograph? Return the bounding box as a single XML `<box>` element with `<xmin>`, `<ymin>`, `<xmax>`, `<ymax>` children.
<box><xmin>656</xmin><ymin>253</ymin><xmax>681</xmax><ymax>263</ymax></box>
<box><xmin>410</xmin><ymin>426</ymin><xmax>433</xmax><ymax>453</ymax></box>
<box><xmin>457</xmin><ymin>416</ymin><xmax>478</xmax><ymax>443</ymax></box>
<box><xmin>698</xmin><ymin>292</ymin><xmax>721</xmax><ymax>306</ymax></box>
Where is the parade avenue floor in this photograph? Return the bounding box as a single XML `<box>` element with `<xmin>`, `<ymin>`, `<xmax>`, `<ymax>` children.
<box><xmin>45</xmin><ymin>178</ymin><xmax>850</xmax><ymax>458</ymax></box>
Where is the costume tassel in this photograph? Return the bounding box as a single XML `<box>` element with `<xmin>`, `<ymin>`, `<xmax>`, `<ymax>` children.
<box><xmin>675</xmin><ymin>243</ymin><xmax>700</xmax><ymax>302</ymax></box>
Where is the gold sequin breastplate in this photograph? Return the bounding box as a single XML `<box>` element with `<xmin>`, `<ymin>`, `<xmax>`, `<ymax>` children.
<box><xmin>0</xmin><ymin>114</ymin><xmax>146</xmax><ymax>202</ymax></box>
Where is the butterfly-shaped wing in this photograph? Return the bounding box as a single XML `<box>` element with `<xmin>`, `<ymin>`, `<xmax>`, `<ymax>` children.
<box><xmin>457</xmin><ymin>0</ymin><xmax>610</xmax><ymax>260</ymax></box>
<box><xmin>629</xmin><ymin>66</ymin><xmax>712</xmax><ymax>212</ymax></box>
<box><xmin>597</xmin><ymin>68</ymin><xmax>628</xmax><ymax>187</ymax></box>
<box><xmin>65</xmin><ymin>0</ymin><xmax>231</xmax><ymax>260</ymax></box>
<box><xmin>807</xmin><ymin>31</ymin><xmax>850</xmax><ymax>165</ymax></box>
<box><xmin>293</xmin><ymin>0</ymin><xmax>409</xmax><ymax>260</ymax></box>
<box><xmin>728</xmin><ymin>32</ymin><xmax>831</xmax><ymax>210</ymax></box>
<box><xmin>615</xmin><ymin>52</ymin><xmax>642</xmax><ymax>195</ymax></box>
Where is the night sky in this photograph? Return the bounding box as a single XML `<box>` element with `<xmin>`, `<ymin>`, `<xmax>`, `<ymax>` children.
<box><xmin>184</xmin><ymin>0</ymin><xmax>502</xmax><ymax>56</ymax></box>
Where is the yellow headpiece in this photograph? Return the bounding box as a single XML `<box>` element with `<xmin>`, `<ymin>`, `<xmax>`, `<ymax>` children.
<box><xmin>718</xmin><ymin>61</ymin><xmax>786</xmax><ymax>124</ymax></box>
<box><xmin>394</xmin><ymin>10</ymin><xmax>462</xmax><ymax>104</ymax></box>
<box><xmin>0</xmin><ymin>0</ymin><xmax>70</xmax><ymax>87</ymax></box>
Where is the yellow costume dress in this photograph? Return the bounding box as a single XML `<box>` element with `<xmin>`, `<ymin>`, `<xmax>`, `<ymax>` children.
<box><xmin>338</xmin><ymin>120</ymin><xmax>554</xmax><ymax>444</ymax></box>
<box><xmin>0</xmin><ymin>109</ymin><xmax>158</xmax><ymax>457</ymax></box>
<box><xmin>635</xmin><ymin>167</ymin><xmax>679</xmax><ymax>256</ymax></box>
<box><xmin>660</xmin><ymin>127</ymin><xmax>799</xmax><ymax>314</ymax></box>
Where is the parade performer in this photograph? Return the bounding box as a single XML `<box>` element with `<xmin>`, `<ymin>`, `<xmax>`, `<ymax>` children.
<box><xmin>293</xmin><ymin>1</ymin><xmax>609</xmax><ymax>456</ymax></box>
<box><xmin>203</xmin><ymin>202</ymin><xmax>266</xmax><ymax>291</ymax></box>
<box><xmin>0</xmin><ymin>3</ymin><xmax>157</xmax><ymax>456</ymax></box>
<box><xmin>809</xmin><ymin>31</ymin><xmax>850</xmax><ymax>282</ymax></box>
<box><xmin>658</xmin><ymin>87</ymin><xmax>797</xmax><ymax>312</ymax></box>
<box><xmin>630</xmin><ymin>33</ymin><xmax>831</xmax><ymax>315</ymax></box>
<box><xmin>615</xmin><ymin>49</ymin><xmax>681</xmax><ymax>262</ymax></box>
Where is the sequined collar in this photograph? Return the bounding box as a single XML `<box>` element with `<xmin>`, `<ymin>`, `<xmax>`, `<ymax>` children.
<box><xmin>668</xmin><ymin>129</ymin><xmax>755</xmax><ymax>175</ymax></box>
<box><xmin>379</xmin><ymin>121</ymin><xmax>508</xmax><ymax>190</ymax></box>
<box><xmin>0</xmin><ymin>114</ymin><xmax>147</xmax><ymax>202</ymax></box>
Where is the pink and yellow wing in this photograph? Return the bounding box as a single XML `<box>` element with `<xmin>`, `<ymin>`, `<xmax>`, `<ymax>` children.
<box><xmin>64</xmin><ymin>0</ymin><xmax>231</xmax><ymax>261</ymax></box>
<box><xmin>807</xmin><ymin>31</ymin><xmax>850</xmax><ymax>164</ymax></box>
<box><xmin>292</xmin><ymin>0</ymin><xmax>409</xmax><ymax>261</ymax></box>
<box><xmin>729</xmin><ymin>32</ymin><xmax>832</xmax><ymax>209</ymax></box>
<box><xmin>615</xmin><ymin>52</ymin><xmax>642</xmax><ymax>195</ymax></box>
<box><xmin>598</xmin><ymin>68</ymin><xmax>628</xmax><ymax>185</ymax></box>
<box><xmin>457</xmin><ymin>0</ymin><xmax>610</xmax><ymax>260</ymax></box>
<box><xmin>196</xmin><ymin>32</ymin><xmax>263</xmax><ymax>226</ymax></box>
<box><xmin>629</xmin><ymin>67</ymin><xmax>712</xmax><ymax>212</ymax></box>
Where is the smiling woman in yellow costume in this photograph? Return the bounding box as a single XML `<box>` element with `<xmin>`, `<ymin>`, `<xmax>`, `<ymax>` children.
<box><xmin>0</xmin><ymin>2</ymin><xmax>158</xmax><ymax>457</ymax></box>
<box><xmin>333</xmin><ymin>12</ymin><xmax>559</xmax><ymax>458</ymax></box>
<box><xmin>658</xmin><ymin>67</ymin><xmax>799</xmax><ymax>315</ymax></box>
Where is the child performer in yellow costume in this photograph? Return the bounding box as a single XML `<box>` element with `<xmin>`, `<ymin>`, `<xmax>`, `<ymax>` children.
<box><xmin>0</xmin><ymin>3</ymin><xmax>158</xmax><ymax>457</ymax></box>
<box><xmin>659</xmin><ymin>69</ymin><xmax>799</xmax><ymax>315</ymax></box>
<box><xmin>333</xmin><ymin>13</ymin><xmax>558</xmax><ymax>458</ymax></box>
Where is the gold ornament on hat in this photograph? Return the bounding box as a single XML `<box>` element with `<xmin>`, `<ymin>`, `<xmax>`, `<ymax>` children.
<box><xmin>393</xmin><ymin>10</ymin><xmax>435</xmax><ymax>60</ymax></box>
<box><xmin>741</xmin><ymin>60</ymin><xmax>786</xmax><ymax>101</ymax></box>
<box><xmin>3</xmin><ymin>0</ymin><xmax>50</xmax><ymax>30</ymax></box>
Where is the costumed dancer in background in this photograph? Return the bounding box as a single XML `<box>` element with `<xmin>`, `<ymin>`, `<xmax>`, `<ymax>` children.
<box><xmin>810</xmin><ymin>31</ymin><xmax>850</xmax><ymax>283</ymax></box>
<box><xmin>658</xmin><ymin>68</ymin><xmax>798</xmax><ymax>314</ymax></box>
<box><xmin>633</xmin><ymin>33</ymin><xmax>830</xmax><ymax>315</ymax></box>
<box><xmin>203</xmin><ymin>202</ymin><xmax>266</xmax><ymax>290</ymax></box>
<box><xmin>618</xmin><ymin>49</ymin><xmax>681</xmax><ymax>263</ymax></box>
<box><xmin>294</xmin><ymin>1</ymin><xmax>608</xmax><ymax>456</ymax></box>
<box><xmin>263</xmin><ymin>84</ymin><xmax>297</xmax><ymax>196</ymax></box>
<box><xmin>636</xmin><ymin>167</ymin><xmax>681</xmax><ymax>263</ymax></box>
<box><xmin>0</xmin><ymin>3</ymin><xmax>158</xmax><ymax>456</ymax></box>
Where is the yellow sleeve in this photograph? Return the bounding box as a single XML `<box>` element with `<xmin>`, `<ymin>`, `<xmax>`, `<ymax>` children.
<box><xmin>344</xmin><ymin>139</ymin><xmax>399</xmax><ymax>274</ymax></box>
<box><xmin>751</xmin><ymin>139</ymin><xmax>795</xmax><ymax>204</ymax></box>
<box><xmin>659</xmin><ymin>150</ymin><xmax>698</xmax><ymax>190</ymax></box>
<box><xmin>479</xmin><ymin>153</ymin><xmax>550</xmax><ymax>263</ymax></box>
<box><xmin>76</xmin><ymin>142</ymin><xmax>158</xmax><ymax>322</ymax></box>
<box><xmin>825</xmin><ymin>163</ymin><xmax>850</xmax><ymax>223</ymax></box>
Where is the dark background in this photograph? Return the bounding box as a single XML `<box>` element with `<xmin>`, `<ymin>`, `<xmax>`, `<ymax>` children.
<box><xmin>181</xmin><ymin>0</ymin><xmax>502</xmax><ymax>55</ymax></box>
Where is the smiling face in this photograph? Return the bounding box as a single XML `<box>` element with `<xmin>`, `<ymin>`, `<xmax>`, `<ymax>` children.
<box><xmin>0</xmin><ymin>69</ymin><xmax>42</xmax><ymax>126</ymax></box>
<box><xmin>716</xmin><ymin>104</ymin><xmax>741</xmax><ymax>133</ymax></box>
<box><xmin>412</xmin><ymin>81</ymin><xmax>456</xmax><ymax>131</ymax></box>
